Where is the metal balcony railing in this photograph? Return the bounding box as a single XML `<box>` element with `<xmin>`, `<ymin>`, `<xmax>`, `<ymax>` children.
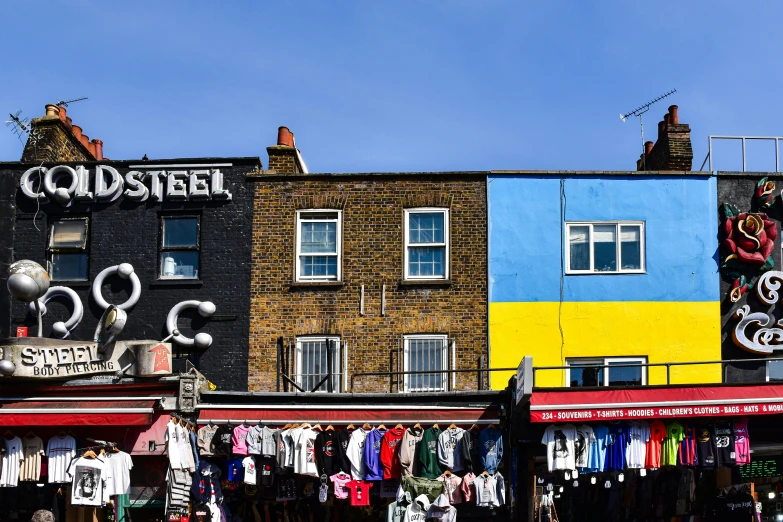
<box><xmin>701</xmin><ymin>135</ymin><xmax>783</xmax><ymax>172</ymax></box>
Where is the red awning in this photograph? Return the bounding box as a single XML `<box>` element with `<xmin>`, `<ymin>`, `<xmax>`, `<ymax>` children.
<box><xmin>198</xmin><ymin>405</ymin><xmax>499</xmax><ymax>425</ymax></box>
<box><xmin>530</xmin><ymin>384</ymin><xmax>783</xmax><ymax>423</ymax></box>
<box><xmin>0</xmin><ymin>399</ymin><xmax>157</xmax><ymax>426</ymax></box>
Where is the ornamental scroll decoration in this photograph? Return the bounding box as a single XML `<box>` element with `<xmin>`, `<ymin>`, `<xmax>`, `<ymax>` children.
<box><xmin>720</xmin><ymin>177</ymin><xmax>779</xmax><ymax>303</ymax></box>
<box><xmin>733</xmin><ymin>271</ymin><xmax>783</xmax><ymax>354</ymax></box>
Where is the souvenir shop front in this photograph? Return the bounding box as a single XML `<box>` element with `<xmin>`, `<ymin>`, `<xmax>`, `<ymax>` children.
<box><xmin>0</xmin><ymin>377</ymin><xmax>184</xmax><ymax>522</ymax></box>
<box><xmin>187</xmin><ymin>390</ymin><xmax>512</xmax><ymax>522</ymax></box>
<box><xmin>516</xmin><ymin>383</ymin><xmax>783</xmax><ymax>522</ymax></box>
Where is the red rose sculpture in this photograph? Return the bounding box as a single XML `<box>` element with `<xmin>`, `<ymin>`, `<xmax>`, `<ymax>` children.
<box><xmin>723</xmin><ymin>212</ymin><xmax>777</xmax><ymax>266</ymax></box>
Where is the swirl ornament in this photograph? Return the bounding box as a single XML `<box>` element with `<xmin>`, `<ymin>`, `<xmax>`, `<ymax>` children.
<box><xmin>165</xmin><ymin>300</ymin><xmax>216</xmax><ymax>349</ymax></box>
<box><xmin>91</xmin><ymin>263</ymin><xmax>141</xmax><ymax>311</ymax></box>
<box><xmin>733</xmin><ymin>270</ymin><xmax>783</xmax><ymax>354</ymax></box>
<box><xmin>29</xmin><ymin>286</ymin><xmax>83</xmax><ymax>338</ymax></box>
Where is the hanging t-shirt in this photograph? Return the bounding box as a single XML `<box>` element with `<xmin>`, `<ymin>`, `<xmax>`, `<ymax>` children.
<box><xmin>256</xmin><ymin>456</ymin><xmax>276</xmax><ymax>486</ymax></box>
<box><xmin>330</xmin><ymin>472</ymin><xmax>351</xmax><ymax>499</ymax></box>
<box><xmin>246</xmin><ymin>425</ymin><xmax>263</xmax><ymax>455</ymax></box>
<box><xmin>591</xmin><ymin>425</ymin><xmax>610</xmax><ymax>472</ymax></box>
<box><xmin>232</xmin><ymin>425</ymin><xmax>251</xmax><ymax>456</ymax></box>
<box><xmin>46</xmin><ymin>434</ymin><xmax>76</xmax><ymax>484</ymax></box>
<box><xmin>242</xmin><ymin>456</ymin><xmax>257</xmax><ymax>485</ymax></box>
<box><xmin>346</xmin><ymin>428</ymin><xmax>370</xmax><ymax>479</ymax></box>
<box><xmin>696</xmin><ymin>423</ymin><xmax>717</xmax><ymax>468</ymax></box>
<box><xmin>295</xmin><ymin>428</ymin><xmax>319</xmax><ymax>477</ymax></box>
<box><xmin>437</xmin><ymin>473</ymin><xmax>464</xmax><ymax>504</ymax></box>
<box><xmin>212</xmin><ymin>424</ymin><xmax>234</xmax><ymax>457</ymax></box>
<box><xmin>380</xmin><ymin>427</ymin><xmax>405</xmax><ymax>479</ymax></box>
<box><xmin>715</xmin><ymin>421</ymin><xmax>736</xmax><ymax>467</ymax></box>
<box><xmin>679</xmin><ymin>424</ymin><xmax>698</xmax><ymax>467</ymax></box>
<box><xmin>346</xmin><ymin>479</ymin><xmax>373</xmax><ymax>507</ymax></box>
<box><xmin>315</xmin><ymin>430</ymin><xmax>340</xmax><ymax>477</ymax></box>
<box><xmin>542</xmin><ymin>424</ymin><xmax>577</xmax><ymax>472</ymax></box>
<box><xmin>103</xmin><ymin>451</ymin><xmax>133</xmax><ymax>496</ymax></box>
<box><xmin>227</xmin><ymin>458</ymin><xmax>244</xmax><ymax>481</ymax></box>
<box><xmin>197</xmin><ymin>425</ymin><xmax>218</xmax><ymax>456</ymax></box>
<box><xmin>0</xmin><ymin>436</ymin><xmax>23</xmax><ymax>487</ymax></box>
<box><xmin>734</xmin><ymin>418</ymin><xmax>751</xmax><ymax>465</ymax></box>
<box><xmin>363</xmin><ymin>427</ymin><xmax>387</xmax><ymax>480</ymax></box>
<box><xmin>274</xmin><ymin>429</ymin><xmax>287</xmax><ymax>470</ymax></box>
<box><xmin>335</xmin><ymin>429</ymin><xmax>352</xmax><ymax>474</ymax></box>
<box><xmin>709</xmin><ymin>483</ymin><xmax>755</xmax><ymax>522</ymax></box>
<box><xmin>626</xmin><ymin>422</ymin><xmax>650</xmax><ymax>469</ymax></box>
<box><xmin>606</xmin><ymin>423</ymin><xmax>629</xmax><ymax>471</ymax></box>
<box><xmin>67</xmin><ymin>457</ymin><xmax>106</xmax><ymax>506</ymax></box>
<box><xmin>645</xmin><ymin>420</ymin><xmax>666</xmax><ymax>468</ymax></box>
<box><xmin>19</xmin><ymin>435</ymin><xmax>44</xmax><ymax>482</ymax></box>
<box><xmin>399</xmin><ymin>426</ymin><xmax>424</xmax><ymax>477</ymax></box>
<box><xmin>479</xmin><ymin>427</ymin><xmax>503</xmax><ymax>474</ymax></box>
<box><xmin>260</xmin><ymin>427</ymin><xmax>277</xmax><ymax>457</ymax></box>
<box><xmin>662</xmin><ymin>421</ymin><xmax>685</xmax><ymax>466</ymax></box>
<box><xmin>574</xmin><ymin>425</ymin><xmax>594</xmax><ymax>470</ymax></box>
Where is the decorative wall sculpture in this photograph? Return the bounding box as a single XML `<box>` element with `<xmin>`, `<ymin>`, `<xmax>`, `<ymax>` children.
<box><xmin>29</xmin><ymin>286</ymin><xmax>83</xmax><ymax>338</ymax></box>
<box><xmin>733</xmin><ymin>270</ymin><xmax>783</xmax><ymax>354</ymax></box>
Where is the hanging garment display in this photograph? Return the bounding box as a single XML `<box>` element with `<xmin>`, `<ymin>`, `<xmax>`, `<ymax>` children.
<box><xmin>330</xmin><ymin>471</ymin><xmax>351</xmax><ymax>499</ymax></box>
<box><xmin>177</xmin><ymin>423</ymin><xmax>195</xmax><ymax>472</ymax></box>
<box><xmin>403</xmin><ymin>493</ymin><xmax>431</xmax><ymax>522</ymax></box>
<box><xmin>714</xmin><ymin>420</ymin><xmax>736</xmax><ymax>467</ymax></box>
<box><xmin>294</xmin><ymin>426</ymin><xmax>318</xmax><ymax>477</ymax></box>
<box><xmin>334</xmin><ymin>427</ymin><xmax>352</xmax><ymax>474</ymax></box>
<box><xmin>437</xmin><ymin>472</ymin><xmax>463</xmax><ymax>504</ymax></box>
<box><xmin>626</xmin><ymin>421</ymin><xmax>650</xmax><ymax>469</ymax></box>
<box><xmin>479</xmin><ymin>426</ymin><xmax>503</xmax><ymax>474</ymax></box>
<box><xmin>542</xmin><ymin>424</ymin><xmax>576</xmax><ymax>472</ymax></box>
<box><xmin>606</xmin><ymin>422</ymin><xmax>629</xmax><ymax>471</ymax></box>
<box><xmin>315</xmin><ymin>429</ymin><xmax>340</xmax><ymax>477</ymax></box>
<box><xmin>345</xmin><ymin>479</ymin><xmax>373</xmax><ymax>507</ymax></box>
<box><xmin>103</xmin><ymin>450</ymin><xmax>134</xmax><ymax>496</ymax></box>
<box><xmin>387</xmin><ymin>486</ymin><xmax>412</xmax><ymax>522</ymax></box>
<box><xmin>574</xmin><ymin>424</ymin><xmax>594</xmax><ymax>471</ymax></box>
<box><xmin>645</xmin><ymin>420</ymin><xmax>666</xmax><ymax>469</ymax></box>
<box><xmin>380</xmin><ymin>426</ymin><xmax>405</xmax><ymax>479</ymax></box>
<box><xmin>19</xmin><ymin>433</ymin><xmax>44</xmax><ymax>482</ymax></box>
<box><xmin>242</xmin><ymin>456</ymin><xmax>257</xmax><ymax>485</ymax></box>
<box><xmin>363</xmin><ymin>426</ymin><xmax>387</xmax><ymax>481</ymax></box>
<box><xmin>461</xmin><ymin>471</ymin><xmax>476</xmax><ymax>503</ymax></box>
<box><xmin>399</xmin><ymin>425</ymin><xmax>424</xmax><ymax>477</ymax></box>
<box><xmin>402</xmin><ymin>476</ymin><xmax>446</xmax><ymax>502</ymax></box>
<box><xmin>67</xmin><ymin>456</ymin><xmax>106</xmax><ymax>507</ymax></box>
<box><xmin>438</xmin><ymin>426</ymin><xmax>466</xmax><ymax>472</ymax></box>
<box><xmin>733</xmin><ymin>418</ymin><xmax>751</xmax><ymax>465</ymax></box>
<box><xmin>273</xmin><ymin>428</ymin><xmax>287</xmax><ymax>470</ymax></box>
<box><xmin>231</xmin><ymin>424</ymin><xmax>251</xmax><ymax>456</ymax></box>
<box><xmin>662</xmin><ymin>421</ymin><xmax>685</xmax><ymax>467</ymax></box>
<box><xmin>428</xmin><ymin>492</ymin><xmax>458</xmax><ymax>522</ymax></box>
<box><xmin>246</xmin><ymin>425</ymin><xmax>263</xmax><ymax>455</ymax></box>
<box><xmin>46</xmin><ymin>434</ymin><xmax>76</xmax><ymax>484</ymax></box>
<box><xmin>256</xmin><ymin>456</ymin><xmax>276</xmax><ymax>487</ymax></box>
<box><xmin>679</xmin><ymin>423</ymin><xmax>698</xmax><ymax>467</ymax></box>
<box><xmin>418</xmin><ymin>426</ymin><xmax>444</xmax><ymax>479</ymax></box>
<box><xmin>346</xmin><ymin>427</ymin><xmax>370</xmax><ymax>479</ymax></box>
<box><xmin>197</xmin><ymin>424</ymin><xmax>218</xmax><ymax>456</ymax></box>
<box><xmin>592</xmin><ymin>424</ymin><xmax>610</xmax><ymax>472</ymax></box>
<box><xmin>474</xmin><ymin>473</ymin><xmax>499</xmax><ymax>508</ymax></box>
<box><xmin>1</xmin><ymin>435</ymin><xmax>23</xmax><ymax>487</ymax></box>
<box><xmin>211</xmin><ymin>423</ymin><xmax>234</xmax><ymax>458</ymax></box>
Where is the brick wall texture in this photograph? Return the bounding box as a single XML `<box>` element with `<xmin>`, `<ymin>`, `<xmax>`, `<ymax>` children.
<box><xmin>21</xmin><ymin>118</ymin><xmax>94</xmax><ymax>164</ymax></box>
<box><xmin>248</xmin><ymin>173</ymin><xmax>488</xmax><ymax>393</ymax></box>
<box><xmin>637</xmin><ymin>123</ymin><xmax>693</xmax><ymax>171</ymax></box>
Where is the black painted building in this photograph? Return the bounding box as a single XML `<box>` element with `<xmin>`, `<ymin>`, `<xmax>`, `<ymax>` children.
<box><xmin>0</xmin><ymin>157</ymin><xmax>257</xmax><ymax>391</ymax></box>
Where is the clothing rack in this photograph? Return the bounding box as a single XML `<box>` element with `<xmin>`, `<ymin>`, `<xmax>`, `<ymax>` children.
<box><xmin>196</xmin><ymin>418</ymin><xmax>500</xmax><ymax>425</ymax></box>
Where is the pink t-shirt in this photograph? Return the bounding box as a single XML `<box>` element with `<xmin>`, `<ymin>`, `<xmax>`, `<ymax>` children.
<box><xmin>330</xmin><ymin>472</ymin><xmax>352</xmax><ymax>500</ymax></box>
<box><xmin>461</xmin><ymin>472</ymin><xmax>476</xmax><ymax>502</ymax></box>
<box><xmin>438</xmin><ymin>473</ymin><xmax>464</xmax><ymax>504</ymax></box>
<box><xmin>734</xmin><ymin>418</ymin><xmax>751</xmax><ymax>465</ymax></box>
<box><xmin>232</xmin><ymin>425</ymin><xmax>251</xmax><ymax>455</ymax></box>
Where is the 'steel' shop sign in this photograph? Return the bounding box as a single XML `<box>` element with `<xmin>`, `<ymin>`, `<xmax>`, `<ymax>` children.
<box><xmin>19</xmin><ymin>164</ymin><xmax>232</xmax><ymax>206</ymax></box>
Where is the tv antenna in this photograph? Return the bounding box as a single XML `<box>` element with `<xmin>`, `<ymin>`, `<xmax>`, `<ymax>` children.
<box><xmin>5</xmin><ymin>110</ymin><xmax>31</xmax><ymax>142</ymax></box>
<box><xmin>620</xmin><ymin>88</ymin><xmax>676</xmax><ymax>170</ymax></box>
<box><xmin>55</xmin><ymin>96</ymin><xmax>88</xmax><ymax>107</ymax></box>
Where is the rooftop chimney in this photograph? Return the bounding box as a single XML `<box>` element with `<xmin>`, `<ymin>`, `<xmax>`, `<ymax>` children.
<box><xmin>20</xmin><ymin>104</ymin><xmax>104</xmax><ymax>163</ymax></box>
<box><xmin>267</xmin><ymin>126</ymin><xmax>305</xmax><ymax>174</ymax></box>
<box><xmin>636</xmin><ymin>106</ymin><xmax>693</xmax><ymax>172</ymax></box>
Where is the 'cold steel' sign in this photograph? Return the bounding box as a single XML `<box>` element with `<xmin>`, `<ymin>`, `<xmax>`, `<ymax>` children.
<box><xmin>19</xmin><ymin>163</ymin><xmax>233</xmax><ymax>205</ymax></box>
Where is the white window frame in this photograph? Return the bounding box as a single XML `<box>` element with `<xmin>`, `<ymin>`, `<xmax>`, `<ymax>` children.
<box><xmin>403</xmin><ymin>334</ymin><xmax>448</xmax><ymax>392</ymax></box>
<box><xmin>404</xmin><ymin>208</ymin><xmax>450</xmax><ymax>280</ymax></box>
<box><xmin>47</xmin><ymin>217</ymin><xmax>90</xmax><ymax>282</ymax></box>
<box><xmin>565</xmin><ymin>357</ymin><xmax>647</xmax><ymax>387</ymax></box>
<box><xmin>295</xmin><ymin>210</ymin><xmax>342</xmax><ymax>282</ymax></box>
<box><xmin>565</xmin><ymin>221</ymin><xmax>646</xmax><ymax>274</ymax></box>
<box><xmin>295</xmin><ymin>336</ymin><xmax>341</xmax><ymax>393</ymax></box>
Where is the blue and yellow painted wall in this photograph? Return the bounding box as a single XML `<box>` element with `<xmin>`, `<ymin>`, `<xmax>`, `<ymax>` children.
<box><xmin>489</xmin><ymin>173</ymin><xmax>721</xmax><ymax>388</ymax></box>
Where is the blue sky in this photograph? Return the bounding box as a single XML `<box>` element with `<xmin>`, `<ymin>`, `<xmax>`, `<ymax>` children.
<box><xmin>1</xmin><ymin>1</ymin><xmax>781</xmax><ymax>172</ymax></box>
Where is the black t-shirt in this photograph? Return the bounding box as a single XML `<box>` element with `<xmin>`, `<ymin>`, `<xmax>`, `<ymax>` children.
<box><xmin>714</xmin><ymin>421</ymin><xmax>736</xmax><ymax>467</ymax></box>
<box><xmin>192</xmin><ymin>502</ymin><xmax>212</xmax><ymax>522</ymax></box>
<box><xmin>212</xmin><ymin>424</ymin><xmax>234</xmax><ymax>457</ymax></box>
<box><xmin>709</xmin><ymin>484</ymin><xmax>755</xmax><ymax>521</ymax></box>
<box><xmin>315</xmin><ymin>431</ymin><xmax>339</xmax><ymax>476</ymax></box>
<box><xmin>696</xmin><ymin>423</ymin><xmax>716</xmax><ymax>468</ymax></box>
<box><xmin>257</xmin><ymin>456</ymin><xmax>276</xmax><ymax>487</ymax></box>
<box><xmin>334</xmin><ymin>429</ymin><xmax>352</xmax><ymax>474</ymax></box>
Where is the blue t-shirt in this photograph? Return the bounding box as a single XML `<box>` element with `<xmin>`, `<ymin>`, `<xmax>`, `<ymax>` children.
<box><xmin>479</xmin><ymin>427</ymin><xmax>504</xmax><ymax>474</ymax></box>
<box><xmin>227</xmin><ymin>457</ymin><xmax>244</xmax><ymax>481</ymax></box>
<box><xmin>606</xmin><ymin>423</ymin><xmax>629</xmax><ymax>471</ymax></box>
<box><xmin>363</xmin><ymin>428</ymin><xmax>386</xmax><ymax>480</ymax></box>
<box><xmin>583</xmin><ymin>425</ymin><xmax>606</xmax><ymax>472</ymax></box>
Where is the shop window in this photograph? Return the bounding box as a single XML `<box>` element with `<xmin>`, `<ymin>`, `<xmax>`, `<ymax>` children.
<box><xmin>47</xmin><ymin>218</ymin><xmax>89</xmax><ymax>281</ymax></box>
<box><xmin>767</xmin><ymin>360</ymin><xmax>783</xmax><ymax>382</ymax></box>
<box><xmin>565</xmin><ymin>357</ymin><xmax>646</xmax><ymax>387</ymax></box>
<box><xmin>566</xmin><ymin>222</ymin><xmax>645</xmax><ymax>274</ymax></box>
<box><xmin>403</xmin><ymin>335</ymin><xmax>448</xmax><ymax>392</ymax></box>
<box><xmin>295</xmin><ymin>336</ymin><xmax>341</xmax><ymax>392</ymax></box>
<box><xmin>160</xmin><ymin>216</ymin><xmax>200</xmax><ymax>279</ymax></box>
<box><xmin>295</xmin><ymin>211</ymin><xmax>341</xmax><ymax>282</ymax></box>
<box><xmin>404</xmin><ymin>209</ymin><xmax>449</xmax><ymax>280</ymax></box>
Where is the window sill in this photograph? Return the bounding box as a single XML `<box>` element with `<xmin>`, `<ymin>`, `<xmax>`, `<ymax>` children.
<box><xmin>399</xmin><ymin>279</ymin><xmax>451</xmax><ymax>287</ymax></box>
<box><xmin>150</xmin><ymin>279</ymin><xmax>204</xmax><ymax>287</ymax></box>
<box><xmin>290</xmin><ymin>281</ymin><xmax>344</xmax><ymax>289</ymax></box>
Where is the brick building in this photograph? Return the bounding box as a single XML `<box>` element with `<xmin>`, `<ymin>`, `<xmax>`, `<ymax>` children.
<box><xmin>247</xmin><ymin>128</ymin><xmax>489</xmax><ymax>392</ymax></box>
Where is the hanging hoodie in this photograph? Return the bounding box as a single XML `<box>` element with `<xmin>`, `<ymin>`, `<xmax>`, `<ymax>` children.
<box><xmin>418</xmin><ymin>427</ymin><xmax>444</xmax><ymax>479</ymax></box>
<box><xmin>347</xmin><ymin>428</ymin><xmax>370</xmax><ymax>479</ymax></box>
<box><xmin>399</xmin><ymin>426</ymin><xmax>424</xmax><ymax>477</ymax></box>
<box><xmin>380</xmin><ymin>427</ymin><xmax>405</xmax><ymax>479</ymax></box>
<box><xmin>212</xmin><ymin>424</ymin><xmax>235</xmax><ymax>458</ymax></box>
<box><xmin>437</xmin><ymin>427</ymin><xmax>466</xmax><ymax>471</ymax></box>
<box><xmin>334</xmin><ymin>429</ymin><xmax>352</xmax><ymax>474</ymax></box>
<box><xmin>363</xmin><ymin>427</ymin><xmax>387</xmax><ymax>481</ymax></box>
<box><xmin>387</xmin><ymin>485</ymin><xmax>412</xmax><ymax>522</ymax></box>
<box><xmin>494</xmin><ymin>471</ymin><xmax>506</xmax><ymax>505</ymax></box>
<box><xmin>460</xmin><ymin>429</ymin><xmax>473</xmax><ymax>471</ymax></box>
<box><xmin>437</xmin><ymin>473</ymin><xmax>463</xmax><ymax>504</ymax></box>
<box><xmin>403</xmin><ymin>493</ymin><xmax>431</xmax><ymax>522</ymax></box>
<box><xmin>315</xmin><ymin>430</ymin><xmax>340</xmax><ymax>477</ymax></box>
<box><xmin>192</xmin><ymin>460</ymin><xmax>224</xmax><ymax>504</ymax></box>
<box><xmin>479</xmin><ymin>426</ymin><xmax>503</xmax><ymax>474</ymax></box>
<box><xmin>474</xmin><ymin>473</ymin><xmax>499</xmax><ymax>507</ymax></box>
<box><xmin>427</xmin><ymin>493</ymin><xmax>457</xmax><ymax>522</ymax></box>
<box><xmin>294</xmin><ymin>427</ymin><xmax>318</xmax><ymax>477</ymax></box>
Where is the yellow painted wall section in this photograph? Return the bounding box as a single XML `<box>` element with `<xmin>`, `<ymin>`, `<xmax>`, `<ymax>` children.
<box><xmin>489</xmin><ymin>301</ymin><xmax>722</xmax><ymax>389</ymax></box>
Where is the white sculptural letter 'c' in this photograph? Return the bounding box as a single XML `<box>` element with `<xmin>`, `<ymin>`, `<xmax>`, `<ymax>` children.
<box><xmin>91</xmin><ymin>264</ymin><xmax>141</xmax><ymax>311</ymax></box>
<box><xmin>166</xmin><ymin>300</ymin><xmax>216</xmax><ymax>349</ymax></box>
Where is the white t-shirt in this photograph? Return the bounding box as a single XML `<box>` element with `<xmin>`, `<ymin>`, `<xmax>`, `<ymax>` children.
<box><xmin>295</xmin><ymin>428</ymin><xmax>318</xmax><ymax>477</ymax></box>
<box><xmin>346</xmin><ymin>428</ymin><xmax>369</xmax><ymax>479</ymax></box>
<box><xmin>1</xmin><ymin>436</ymin><xmax>23</xmax><ymax>487</ymax></box>
<box><xmin>287</xmin><ymin>428</ymin><xmax>302</xmax><ymax>468</ymax></box>
<box><xmin>67</xmin><ymin>457</ymin><xmax>106</xmax><ymax>506</ymax></box>
<box><xmin>46</xmin><ymin>435</ymin><xmax>76</xmax><ymax>483</ymax></box>
<box><xmin>166</xmin><ymin>420</ymin><xmax>182</xmax><ymax>469</ymax></box>
<box><xmin>574</xmin><ymin>425</ymin><xmax>595</xmax><ymax>469</ymax></box>
<box><xmin>242</xmin><ymin>456</ymin><xmax>257</xmax><ymax>485</ymax></box>
<box><xmin>541</xmin><ymin>424</ymin><xmax>577</xmax><ymax>472</ymax></box>
<box><xmin>104</xmin><ymin>451</ymin><xmax>134</xmax><ymax>496</ymax></box>
<box><xmin>20</xmin><ymin>435</ymin><xmax>44</xmax><ymax>482</ymax></box>
<box><xmin>626</xmin><ymin>422</ymin><xmax>651</xmax><ymax>469</ymax></box>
